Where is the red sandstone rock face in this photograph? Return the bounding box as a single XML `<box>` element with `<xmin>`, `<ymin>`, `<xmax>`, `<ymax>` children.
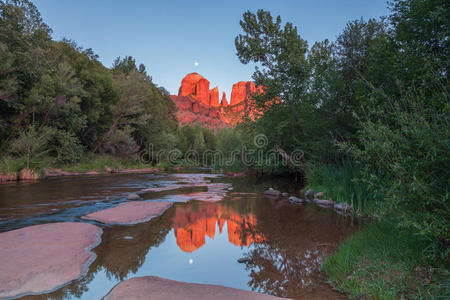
<box><xmin>173</xmin><ymin>73</ymin><xmax>268</xmax><ymax>128</ymax></box>
<box><xmin>105</xmin><ymin>276</ymin><xmax>287</xmax><ymax>300</ymax></box>
<box><xmin>230</xmin><ymin>81</ymin><xmax>250</xmax><ymax>106</ymax></box>
<box><xmin>209</xmin><ymin>86</ymin><xmax>219</xmax><ymax>107</ymax></box>
<box><xmin>171</xmin><ymin>95</ymin><xmax>229</xmax><ymax>129</ymax></box>
<box><xmin>0</xmin><ymin>222</ymin><xmax>102</xmax><ymax>299</ymax></box>
<box><xmin>82</xmin><ymin>201</ymin><xmax>173</xmax><ymax>225</ymax></box>
<box><xmin>179</xmin><ymin>73</ymin><xmax>210</xmax><ymax>105</ymax></box>
<box><xmin>221</xmin><ymin>91</ymin><xmax>228</xmax><ymax>106</ymax></box>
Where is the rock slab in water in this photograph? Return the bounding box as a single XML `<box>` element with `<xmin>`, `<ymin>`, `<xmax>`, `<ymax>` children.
<box><xmin>0</xmin><ymin>222</ymin><xmax>102</xmax><ymax>299</ymax></box>
<box><xmin>82</xmin><ymin>201</ymin><xmax>172</xmax><ymax>225</ymax></box>
<box><xmin>313</xmin><ymin>199</ymin><xmax>334</xmax><ymax>207</ymax></box>
<box><xmin>289</xmin><ymin>196</ymin><xmax>304</xmax><ymax>204</ymax></box>
<box><xmin>127</xmin><ymin>193</ymin><xmax>141</xmax><ymax>200</ymax></box>
<box><xmin>104</xmin><ymin>276</ymin><xmax>288</xmax><ymax>300</ymax></box>
<box><xmin>264</xmin><ymin>188</ymin><xmax>281</xmax><ymax>197</ymax></box>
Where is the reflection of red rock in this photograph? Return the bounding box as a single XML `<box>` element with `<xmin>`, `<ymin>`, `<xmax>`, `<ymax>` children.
<box><xmin>172</xmin><ymin>203</ymin><xmax>263</xmax><ymax>252</ymax></box>
<box><xmin>227</xmin><ymin>214</ymin><xmax>262</xmax><ymax>247</ymax></box>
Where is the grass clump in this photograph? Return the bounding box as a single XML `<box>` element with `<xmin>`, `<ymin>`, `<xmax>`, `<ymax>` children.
<box><xmin>323</xmin><ymin>222</ymin><xmax>449</xmax><ymax>299</ymax></box>
<box><xmin>305</xmin><ymin>160</ymin><xmax>380</xmax><ymax>214</ymax></box>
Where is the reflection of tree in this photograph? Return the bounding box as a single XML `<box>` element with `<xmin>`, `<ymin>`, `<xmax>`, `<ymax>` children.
<box><xmin>94</xmin><ymin>206</ymin><xmax>175</xmax><ymax>280</ymax></box>
<box><xmin>38</xmin><ymin>207</ymin><xmax>175</xmax><ymax>299</ymax></box>
<box><xmin>241</xmin><ymin>200</ymin><xmax>357</xmax><ymax>299</ymax></box>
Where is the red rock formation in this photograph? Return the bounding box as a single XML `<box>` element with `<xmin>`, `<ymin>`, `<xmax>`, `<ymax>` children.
<box><xmin>179</xmin><ymin>73</ymin><xmax>210</xmax><ymax>105</ymax></box>
<box><xmin>209</xmin><ymin>86</ymin><xmax>219</xmax><ymax>107</ymax></box>
<box><xmin>230</xmin><ymin>81</ymin><xmax>260</xmax><ymax>107</ymax></box>
<box><xmin>170</xmin><ymin>95</ymin><xmax>229</xmax><ymax>129</ymax></box>
<box><xmin>172</xmin><ymin>73</ymin><xmax>270</xmax><ymax>128</ymax></box>
<box><xmin>221</xmin><ymin>92</ymin><xmax>228</xmax><ymax>106</ymax></box>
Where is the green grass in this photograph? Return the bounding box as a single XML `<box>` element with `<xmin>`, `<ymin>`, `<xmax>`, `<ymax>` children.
<box><xmin>305</xmin><ymin>160</ymin><xmax>380</xmax><ymax>214</ymax></box>
<box><xmin>323</xmin><ymin>222</ymin><xmax>449</xmax><ymax>299</ymax></box>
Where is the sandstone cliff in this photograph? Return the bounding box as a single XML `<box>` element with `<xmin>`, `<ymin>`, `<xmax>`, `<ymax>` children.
<box><xmin>172</xmin><ymin>72</ymin><xmax>267</xmax><ymax>129</ymax></box>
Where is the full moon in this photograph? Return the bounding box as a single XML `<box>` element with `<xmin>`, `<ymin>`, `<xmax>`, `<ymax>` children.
<box><xmin>194</xmin><ymin>62</ymin><xmax>199</xmax><ymax>67</ymax></box>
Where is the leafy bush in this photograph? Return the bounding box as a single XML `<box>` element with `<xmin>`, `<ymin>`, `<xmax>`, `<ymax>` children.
<box><xmin>8</xmin><ymin>125</ymin><xmax>52</xmax><ymax>169</ymax></box>
<box><xmin>51</xmin><ymin>130</ymin><xmax>84</xmax><ymax>164</ymax></box>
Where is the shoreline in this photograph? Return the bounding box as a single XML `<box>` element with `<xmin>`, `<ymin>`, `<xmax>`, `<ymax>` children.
<box><xmin>0</xmin><ymin>166</ymin><xmax>161</xmax><ymax>183</ymax></box>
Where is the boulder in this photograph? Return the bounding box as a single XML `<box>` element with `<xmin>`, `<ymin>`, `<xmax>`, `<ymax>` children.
<box><xmin>0</xmin><ymin>172</ymin><xmax>17</xmax><ymax>182</ymax></box>
<box><xmin>304</xmin><ymin>189</ymin><xmax>314</xmax><ymax>201</ymax></box>
<box><xmin>104</xmin><ymin>276</ymin><xmax>286</xmax><ymax>300</ymax></box>
<box><xmin>264</xmin><ymin>188</ymin><xmax>281</xmax><ymax>197</ymax></box>
<box><xmin>313</xmin><ymin>199</ymin><xmax>334</xmax><ymax>207</ymax></box>
<box><xmin>18</xmin><ymin>168</ymin><xmax>39</xmax><ymax>181</ymax></box>
<box><xmin>289</xmin><ymin>196</ymin><xmax>304</xmax><ymax>204</ymax></box>
<box><xmin>281</xmin><ymin>192</ymin><xmax>289</xmax><ymax>197</ymax></box>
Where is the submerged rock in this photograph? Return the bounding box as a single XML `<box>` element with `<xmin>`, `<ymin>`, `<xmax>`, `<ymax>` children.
<box><xmin>0</xmin><ymin>222</ymin><xmax>102</xmax><ymax>299</ymax></box>
<box><xmin>289</xmin><ymin>196</ymin><xmax>304</xmax><ymax>204</ymax></box>
<box><xmin>237</xmin><ymin>257</ymin><xmax>251</xmax><ymax>263</ymax></box>
<box><xmin>313</xmin><ymin>199</ymin><xmax>334</xmax><ymax>207</ymax></box>
<box><xmin>104</xmin><ymin>276</ymin><xmax>287</xmax><ymax>300</ymax></box>
<box><xmin>82</xmin><ymin>201</ymin><xmax>172</xmax><ymax>225</ymax></box>
<box><xmin>264</xmin><ymin>188</ymin><xmax>281</xmax><ymax>197</ymax></box>
<box><xmin>127</xmin><ymin>193</ymin><xmax>141</xmax><ymax>200</ymax></box>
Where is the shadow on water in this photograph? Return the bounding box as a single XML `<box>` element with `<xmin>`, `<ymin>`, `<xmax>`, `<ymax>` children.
<box><xmin>1</xmin><ymin>173</ymin><xmax>358</xmax><ymax>299</ymax></box>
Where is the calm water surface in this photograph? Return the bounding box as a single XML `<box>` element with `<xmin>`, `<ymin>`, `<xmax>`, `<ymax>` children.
<box><xmin>0</xmin><ymin>173</ymin><xmax>358</xmax><ymax>299</ymax></box>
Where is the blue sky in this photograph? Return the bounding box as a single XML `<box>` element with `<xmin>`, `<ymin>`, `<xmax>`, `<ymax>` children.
<box><xmin>33</xmin><ymin>0</ymin><xmax>389</xmax><ymax>98</ymax></box>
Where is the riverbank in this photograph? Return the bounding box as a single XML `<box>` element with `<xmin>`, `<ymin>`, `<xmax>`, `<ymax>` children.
<box><xmin>323</xmin><ymin>222</ymin><xmax>448</xmax><ymax>299</ymax></box>
<box><xmin>304</xmin><ymin>163</ymin><xmax>449</xmax><ymax>299</ymax></box>
<box><xmin>0</xmin><ymin>154</ymin><xmax>164</xmax><ymax>182</ymax></box>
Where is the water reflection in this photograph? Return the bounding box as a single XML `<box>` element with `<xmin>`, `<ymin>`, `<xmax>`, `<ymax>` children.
<box><xmin>172</xmin><ymin>200</ymin><xmax>264</xmax><ymax>252</ymax></box>
<box><xmin>3</xmin><ymin>174</ymin><xmax>355</xmax><ymax>299</ymax></box>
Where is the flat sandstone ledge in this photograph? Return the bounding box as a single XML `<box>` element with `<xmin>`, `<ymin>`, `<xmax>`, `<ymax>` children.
<box><xmin>0</xmin><ymin>222</ymin><xmax>102</xmax><ymax>299</ymax></box>
<box><xmin>82</xmin><ymin>201</ymin><xmax>173</xmax><ymax>225</ymax></box>
<box><xmin>104</xmin><ymin>276</ymin><xmax>290</xmax><ymax>300</ymax></box>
